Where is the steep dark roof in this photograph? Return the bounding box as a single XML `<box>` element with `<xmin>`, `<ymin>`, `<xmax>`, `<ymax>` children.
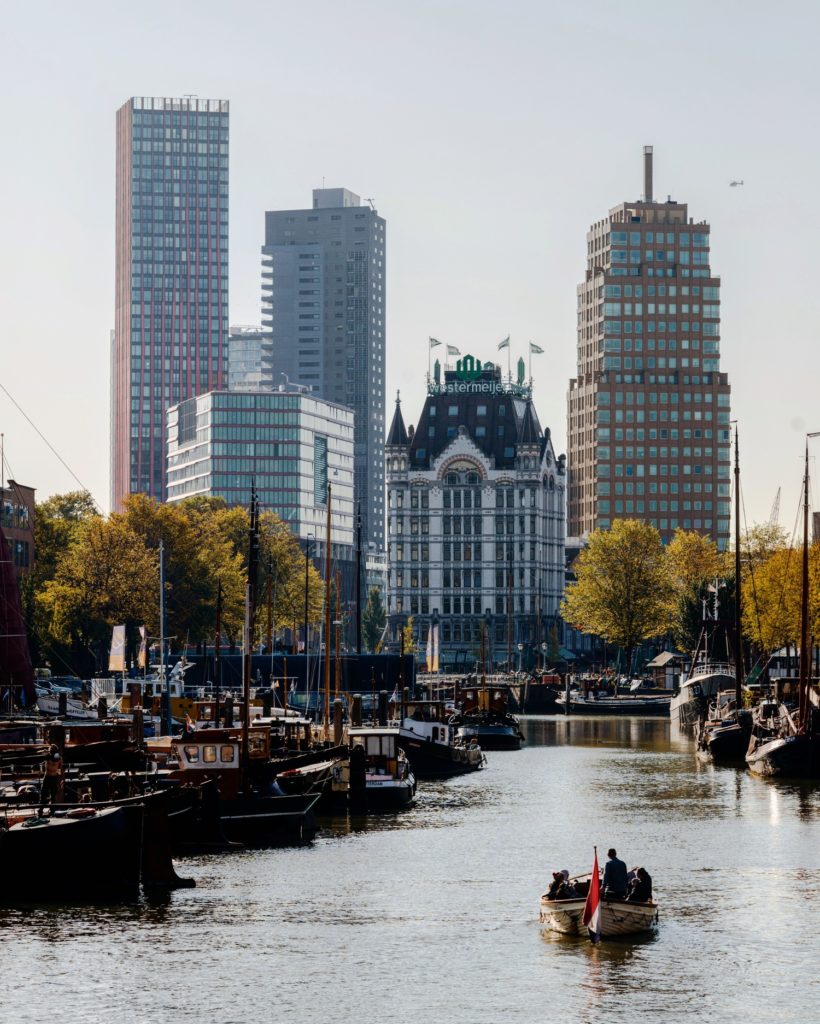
<box><xmin>386</xmin><ymin>392</ymin><xmax>409</xmax><ymax>446</ymax></box>
<box><xmin>406</xmin><ymin>365</ymin><xmax>544</xmax><ymax>469</ymax></box>
<box><xmin>519</xmin><ymin>399</ymin><xmax>541</xmax><ymax>445</ymax></box>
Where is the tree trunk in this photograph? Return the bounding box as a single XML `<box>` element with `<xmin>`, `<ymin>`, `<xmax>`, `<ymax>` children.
<box><xmin>625</xmin><ymin>645</ymin><xmax>634</xmax><ymax>683</ymax></box>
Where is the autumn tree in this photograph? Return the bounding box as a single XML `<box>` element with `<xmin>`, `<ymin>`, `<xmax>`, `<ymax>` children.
<box><xmin>562</xmin><ymin>520</ymin><xmax>672</xmax><ymax>675</ymax></box>
<box><xmin>256</xmin><ymin>512</ymin><xmax>323</xmax><ymax>645</ymax></box>
<box><xmin>741</xmin><ymin>544</ymin><xmax>820</xmax><ymax>654</ymax></box>
<box><xmin>362</xmin><ymin>587</ymin><xmax>386</xmax><ymax>653</ymax></box>
<box><xmin>39</xmin><ymin>517</ymin><xmax>157</xmax><ymax>676</ymax></box>
<box><xmin>665</xmin><ymin>529</ymin><xmax>723</xmax><ymax>651</ymax></box>
<box><xmin>402</xmin><ymin>616</ymin><xmax>415</xmax><ymax>653</ymax></box>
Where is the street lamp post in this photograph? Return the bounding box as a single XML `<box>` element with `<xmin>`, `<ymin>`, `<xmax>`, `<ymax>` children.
<box><xmin>517</xmin><ymin>642</ymin><xmax>524</xmax><ymax>678</ymax></box>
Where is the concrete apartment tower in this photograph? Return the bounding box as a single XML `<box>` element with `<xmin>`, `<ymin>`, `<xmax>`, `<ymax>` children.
<box><xmin>567</xmin><ymin>147</ymin><xmax>731</xmax><ymax>550</ymax></box>
<box><xmin>261</xmin><ymin>188</ymin><xmax>386</xmax><ymax>550</ymax></box>
<box><xmin>111</xmin><ymin>96</ymin><xmax>229</xmax><ymax>510</ymax></box>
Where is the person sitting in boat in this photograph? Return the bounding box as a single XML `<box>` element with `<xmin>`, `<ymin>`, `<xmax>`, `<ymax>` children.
<box><xmin>545</xmin><ymin>871</ymin><xmax>564</xmax><ymax>899</ymax></box>
<box><xmin>625</xmin><ymin>867</ymin><xmax>653</xmax><ymax>903</ymax></box>
<box><xmin>546</xmin><ymin>870</ymin><xmax>578</xmax><ymax>900</ymax></box>
<box><xmin>602</xmin><ymin>848</ymin><xmax>628</xmax><ymax>899</ymax></box>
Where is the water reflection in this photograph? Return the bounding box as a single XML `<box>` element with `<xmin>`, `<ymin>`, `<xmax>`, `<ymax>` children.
<box><xmin>522</xmin><ymin>715</ymin><xmax>674</xmax><ymax>751</ymax></box>
<box><xmin>3</xmin><ymin>714</ymin><xmax>820</xmax><ymax>1024</ymax></box>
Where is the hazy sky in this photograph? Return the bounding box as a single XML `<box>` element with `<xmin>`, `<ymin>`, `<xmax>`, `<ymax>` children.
<box><xmin>2</xmin><ymin>0</ymin><xmax>819</xmax><ymax>530</ymax></box>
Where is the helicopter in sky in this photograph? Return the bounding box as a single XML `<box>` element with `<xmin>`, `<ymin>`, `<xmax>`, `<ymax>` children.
<box><xmin>729</xmin><ymin>180</ymin><xmax>744</xmax><ymax>187</ymax></box>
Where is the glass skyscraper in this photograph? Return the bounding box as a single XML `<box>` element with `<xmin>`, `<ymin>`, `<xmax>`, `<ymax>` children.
<box><xmin>112</xmin><ymin>96</ymin><xmax>229</xmax><ymax>510</ymax></box>
<box><xmin>261</xmin><ymin>187</ymin><xmax>386</xmax><ymax>550</ymax></box>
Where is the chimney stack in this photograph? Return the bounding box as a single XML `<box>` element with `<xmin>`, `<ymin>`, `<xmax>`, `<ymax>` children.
<box><xmin>643</xmin><ymin>145</ymin><xmax>653</xmax><ymax>202</ymax></box>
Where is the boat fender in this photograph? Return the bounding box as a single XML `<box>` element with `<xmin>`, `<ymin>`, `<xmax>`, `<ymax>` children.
<box><xmin>66</xmin><ymin>807</ymin><xmax>98</xmax><ymax>819</ymax></box>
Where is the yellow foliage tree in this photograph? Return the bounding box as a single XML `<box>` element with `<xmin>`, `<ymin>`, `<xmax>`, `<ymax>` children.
<box><xmin>665</xmin><ymin>529</ymin><xmax>723</xmax><ymax>651</ymax></box>
<box><xmin>742</xmin><ymin>544</ymin><xmax>820</xmax><ymax>652</ymax></box>
<box><xmin>562</xmin><ymin>520</ymin><xmax>672</xmax><ymax>674</ymax></box>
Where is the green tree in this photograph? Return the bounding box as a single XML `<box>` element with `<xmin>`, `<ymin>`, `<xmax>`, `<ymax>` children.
<box><xmin>119</xmin><ymin>494</ymin><xmax>218</xmax><ymax>653</ymax></box>
<box><xmin>562</xmin><ymin>520</ymin><xmax>672</xmax><ymax>675</ymax></box>
<box><xmin>39</xmin><ymin>517</ymin><xmax>158</xmax><ymax>675</ymax></box>
<box><xmin>362</xmin><ymin>587</ymin><xmax>386</xmax><ymax>653</ymax></box>
<box><xmin>24</xmin><ymin>491</ymin><xmax>100</xmax><ymax>668</ymax></box>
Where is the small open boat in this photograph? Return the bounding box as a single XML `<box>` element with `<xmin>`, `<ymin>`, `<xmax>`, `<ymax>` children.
<box><xmin>539</xmin><ymin>873</ymin><xmax>658</xmax><ymax>939</ymax></box>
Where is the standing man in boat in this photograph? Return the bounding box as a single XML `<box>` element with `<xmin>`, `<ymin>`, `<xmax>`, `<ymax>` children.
<box><xmin>38</xmin><ymin>744</ymin><xmax>62</xmax><ymax>816</ymax></box>
<box><xmin>602</xmin><ymin>848</ymin><xmax>628</xmax><ymax>900</ymax></box>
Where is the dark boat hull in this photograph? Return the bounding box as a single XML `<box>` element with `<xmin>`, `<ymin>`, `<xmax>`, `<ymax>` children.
<box><xmin>700</xmin><ymin>714</ymin><xmax>752</xmax><ymax>763</ymax></box>
<box><xmin>559</xmin><ymin>698</ymin><xmax>671</xmax><ymax>717</ymax></box>
<box><xmin>0</xmin><ymin>805</ymin><xmax>142</xmax><ymax>903</ymax></box>
<box><xmin>398</xmin><ymin>735</ymin><xmax>483</xmax><ymax>777</ymax></box>
<box><xmin>457</xmin><ymin>724</ymin><xmax>521</xmax><ymax>750</ymax></box>
<box><xmin>219</xmin><ymin>792</ymin><xmax>319</xmax><ymax>845</ymax></box>
<box><xmin>521</xmin><ymin>686</ymin><xmax>561</xmax><ymax>714</ymax></box>
<box><xmin>363</xmin><ymin>778</ymin><xmax>416</xmax><ymax>809</ymax></box>
<box><xmin>746</xmin><ymin>734</ymin><xmax>820</xmax><ymax>779</ymax></box>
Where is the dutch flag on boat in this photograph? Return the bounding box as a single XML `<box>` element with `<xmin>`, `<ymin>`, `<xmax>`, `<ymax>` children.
<box><xmin>582</xmin><ymin>848</ymin><xmax>602</xmax><ymax>944</ymax></box>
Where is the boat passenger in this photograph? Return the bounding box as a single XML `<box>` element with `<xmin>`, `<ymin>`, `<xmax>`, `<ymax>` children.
<box><xmin>626</xmin><ymin>867</ymin><xmax>653</xmax><ymax>903</ymax></box>
<box><xmin>602</xmin><ymin>848</ymin><xmax>628</xmax><ymax>899</ymax></box>
<box><xmin>545</xmin><ymin>871</ymin><xmax>564</xmax><ymax>899</ymax></box>
<box><xmin>38</xmin><ymin>744</ymin><xmax>62</xmax><ymax>817</ymax></box>
<box><xmin>556</xmin><ymin>869</ymin><xmax>578</xmax><ymax>899</ymax></box>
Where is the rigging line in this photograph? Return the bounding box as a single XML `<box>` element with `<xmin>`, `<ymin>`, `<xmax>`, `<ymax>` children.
<box><xmin>0</xmin><ymin>380</ymin><xmax>102</xmax><ymax>512</ymax></box>
<box><xmin>739</xmin><ymin>480</ymin><xmax>768</xmax><ymax>675</ymax></box>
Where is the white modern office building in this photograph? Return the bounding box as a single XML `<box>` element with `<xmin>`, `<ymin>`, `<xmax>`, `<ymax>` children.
<box><xmin>166</xmin><ymin>388</ymin><xmax>355</xmax><ymax>551</ymax></box>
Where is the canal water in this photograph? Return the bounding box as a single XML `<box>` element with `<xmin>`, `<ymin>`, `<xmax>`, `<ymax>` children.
<box><xmin>3</xmin><ymin>717</ymin><xmax>819</xmax><ymax>1024</ymax></box>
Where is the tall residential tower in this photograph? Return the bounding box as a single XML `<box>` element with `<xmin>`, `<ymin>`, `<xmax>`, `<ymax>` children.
<box><xmin>567</xmin><ymin>147</ymin><xmax>731</xmax><ymax>549</ymax></box>
<box><xmin>261</xmin><ymin>187</ymin><xmax>386</xmax><ymax>549</ymax></box>
<box><xmin>112</xmin><ymin>96</ymin><xmax>229</xmax><ymax>509</ymax></box>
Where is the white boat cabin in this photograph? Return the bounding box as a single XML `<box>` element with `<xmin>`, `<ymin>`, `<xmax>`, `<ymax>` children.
<box><xmin>348</xmin><ymin>727</ymin><xmax>404</xmax><ymax>777</ymax></box>
<box><xmin>395</xmin><ymin>696</ymin><xmax>456</xmax><ymax>745</ymax></box>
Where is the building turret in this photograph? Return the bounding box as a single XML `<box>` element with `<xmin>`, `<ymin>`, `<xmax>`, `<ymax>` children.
<box><xmin>386</xmin><ymin>391</ymin><xmax>409</xmax><ymax>448</ymax></box>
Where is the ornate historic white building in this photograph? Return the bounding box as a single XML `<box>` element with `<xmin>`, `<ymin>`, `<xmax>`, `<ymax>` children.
<box><xmin>385</xmin><ymin>359</ymin><xmax>566</xmax><ymax>669</ymax></box>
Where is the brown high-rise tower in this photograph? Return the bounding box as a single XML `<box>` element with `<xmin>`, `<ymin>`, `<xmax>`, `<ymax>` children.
<box><xmin>567</xmin><ymin>147</ymin><xmax>731</xmax><ymax>549</ymax></box>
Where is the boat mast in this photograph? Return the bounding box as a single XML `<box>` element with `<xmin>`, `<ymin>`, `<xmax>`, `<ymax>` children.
<box><xmin>160</xmin><ymin>538</ymin><xmax>171</xmax><ymax>736</ymax></box>
<box><xmin>734</xmin><ymin>425</ymin><xmax>743</xmax><ymax>707</ymax></box>
<box><xmin>798</xmin><ymin>441</ymin><xmax>810</xmax><ymax>735</ymax></box>
<box><xmin>214</xmin><ymin>581</ymin><xmax>222</xmax><ymax>727</ymax></box>
<box><xmin>242</xmin><ymin>489</ymin><xmax>259</xmax><ymax>780</ymax></box>
<box><xmin>323</xmin><ymin>483</ymin><xmax>333</xmax><ymax>739</ymax></box>
<box><xmin>335</xmin><ymin>568</ymin><xmax>341</xmax><ymax>699</ymax></box>
<box><xmin>356</xmin><ymin>502</ymin><xmax>362</xmax><ymax>655</ymax></box>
